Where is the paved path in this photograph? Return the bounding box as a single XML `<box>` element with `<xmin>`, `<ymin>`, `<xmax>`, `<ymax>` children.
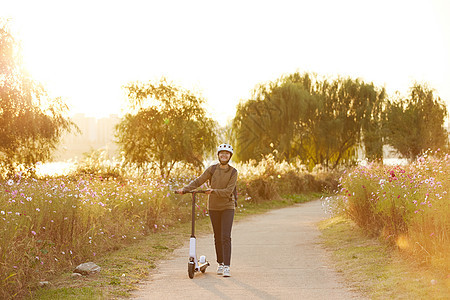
<box><xmin>133</xmin><ymin>200</ymin><xmax>365</xmax><ymax>299</ymax></box>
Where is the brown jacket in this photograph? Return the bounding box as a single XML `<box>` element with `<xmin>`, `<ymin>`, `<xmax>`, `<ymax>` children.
<box><xmin>183</xmin><ymin>163</ymin><xmax>238</xmax><ymax>211</ymax></box>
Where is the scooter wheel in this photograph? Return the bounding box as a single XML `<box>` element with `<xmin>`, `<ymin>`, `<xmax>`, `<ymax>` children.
<box><xmin>188</xmin><ymin>262</ymin><xmax>195</xmax><ymax>279</ymax></box>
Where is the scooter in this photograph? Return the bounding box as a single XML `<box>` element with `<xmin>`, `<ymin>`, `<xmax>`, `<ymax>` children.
<box><xmin>176</xmin><ymin>190</ymin><xmax>210</xmax><ymax>279</ymax></box>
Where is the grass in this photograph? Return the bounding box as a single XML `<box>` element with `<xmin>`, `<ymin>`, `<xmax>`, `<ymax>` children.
<box><xmin>31</xmin><ymin>287</ymin><xmax>103</xmax><ymax>300</ymax></box>
<box><xmin>7</xmin><ymin>153</ymin><xmax>447</xmax><ymax>298</ymax></box>
<box><xmin>1</xmin><ymin>153</ymin><xmax>339</xmax><ymax>298</ymax></box>
<box><xmin>0</xmin><ymin>175</ymin><xmax>194</xmax><ymax>299</ymax></box>
<box><xmin>31</xmin><ymin>216</ymin><xmax>210</xmax><ymax>299</ymax></box>
<box><xmin>17</xmin><ymin>189</ymin><xmax>450</xmax><ymax>300</ymax></box>
<box><xmin>335</xmin><ymin>152</ymin><xmax>449</xmax><ymax>274</ymax></box>
<box><xmin>319</xmin><ymin>216</ymin><xmax>450</xmax><ymax>299</ymax></box>
<box><xmin>29</xmin><ymin>193</ymin><xmax>450</xmax><ymax>299</ymax></box>
<box><xmin>31</xmin><ymin>193</ymin><xmax>316</xmax><ymax>299</ymax></box>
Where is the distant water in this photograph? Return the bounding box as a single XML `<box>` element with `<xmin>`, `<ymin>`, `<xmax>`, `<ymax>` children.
<box><xmin>358</xmin><ymin>158</ymin><xmax>409</xmax><ymax>166</ymax></box>
<box><xmin>36</xmin><ymin>157</ymin><xmax>409</xmax><ymax>177</ymax></box>
<box><xmin>383</xmin><ymin>158</ymin><xmax>409</xmax><ymax>165</ymax></box>
<box><xmin>36</xmin><ymin>161</ymin><xmax>76</xmax><ymax>177</ymax></box>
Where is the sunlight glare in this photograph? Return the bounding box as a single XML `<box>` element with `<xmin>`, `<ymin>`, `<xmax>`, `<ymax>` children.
<box><xmin>36</xmin><ymin>161</ymin><xmax>76</xmax><ymax>177</ymax></box>
<box><xmin>396</xmin><ymin>235</ymin><xmax>410</xmax><ymax>250</ymax></box>
<box><xmin>3</xmin><ymin>0</ymin><xmax>450</xmax><ymax>125</ymax></box>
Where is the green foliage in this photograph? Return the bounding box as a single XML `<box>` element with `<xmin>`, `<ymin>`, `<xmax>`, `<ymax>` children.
<box><xmin>0</xmin><ymin>19</ymin><xmax>76</xmax><ymax>177</ymax></box>
<box><xmin>116</xmin><ymin>78</ymin><xmax>217</xmax><ymax>178</ymax></box>
<box><xmin>306</xmin><ymin>77</ymin><xmax>385</xmax><ymax>169</ymax></box>
<box><xmin>233</xmin><ymin>72</ymin><xmax>448</xmax><ymax>169</ymax></box>
<box><xmin>384</xmin><ymin>83</ymin><xmax>448</xmax><ymax>160</ymax></box>
<box><xmin>232</xmin><ymin>72</ymin><xmax>386</xmax><ymax>170</ymax></box>
<box><xmin>232</xmin><ymin>73</ymin><xmax>313</xmax><ymax>163</ymax></box>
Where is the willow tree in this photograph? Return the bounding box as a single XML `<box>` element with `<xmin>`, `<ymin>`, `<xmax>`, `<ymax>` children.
<box><xmin>360</xmin><ymin>84</ymin><xmax>386</xmax><ymax>161</ymax></box>
<box><xmin>0</xmin><ymin>19</ymin><xmax>75</xmax><ymax>176</ymax></box>
<box><xmin>307</xmin><ymin>77</ymin><xmax>387</xmax><ymax>168</ymax></box>
<box><xmin>384</xmin><ymin>83</ymin><xmax>448</xmax><ymax>160</ymax></box>
<box><xmin>231</xmin><ymin>73</ymin><xmax>312</xmax><ymax>163</ymax></box>
<box><xmin>116</xmin><ymin>78</ymin><xmax>217</xmax><ymax>178</ymax></box>
<box><xmin>232</xmin><ymin>72</ymin><xmax>386</xmax><ymax>169</ymax></box>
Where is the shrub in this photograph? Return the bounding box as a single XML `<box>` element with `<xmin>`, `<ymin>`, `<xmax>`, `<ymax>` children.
<box><xmin>244</xmin><ymin>177</ymin><xmax>281</xmax><ymax>203</ymax></box>
<box><xmin>335</xmin><ymin>151</ymin><xmax>449</xmax><ymax>273</ymax></box>
<box><xmin>235</xmin><ymin>155</ymin><xmax>339</xmax><ymax>203</ymax></box>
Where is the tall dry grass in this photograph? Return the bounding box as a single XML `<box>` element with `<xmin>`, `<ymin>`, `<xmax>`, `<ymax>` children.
<box><xmin>0</xmin><ymin>154</ymin><xmax>335</xmax><ymax>298</ymax></box>
<box><xmin>0</xmin><ymin>173</ymin><xmax>197</xmax><ymax>299</ymax></box>
<box><xmin>331</xmin><ymin>151</ymin><xmax>449</xmax><ymax>274</ymax></box>
<box><xmin>235</xmin><ymin>154</ymin><xmax>339</xmax><ymax>202</ymax></box>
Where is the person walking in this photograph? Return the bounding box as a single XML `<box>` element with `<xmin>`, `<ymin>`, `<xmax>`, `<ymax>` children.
<box><xmin>177</xmin><ymin>143</ymin><xmax>237</xmax><ymax>277</ymax></box>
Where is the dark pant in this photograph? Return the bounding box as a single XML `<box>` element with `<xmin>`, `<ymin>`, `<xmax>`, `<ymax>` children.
<box><xmin>209</xmin><ymin>209</ymin><xmax>234</xmax><ymax>266</ymax></box>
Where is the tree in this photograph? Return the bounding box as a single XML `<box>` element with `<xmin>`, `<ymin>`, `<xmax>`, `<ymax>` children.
<box><xmin>231</xmin><ymin>99</ymin><xmax>279</xmax><ymax>162</ymax></box>
<box><xmin>311</xmin><ymin>77</ymin><xmax>386</xmax><ymax>167</ymax></box>
<box><xmin>384</xmin><ymin>83</ymin><xmax>448</xmax><ymax>160</ymax></box>
<box><xmin>359</xmin><ymin>84</ymin><xmax>386</xmax><ymax>161</ymax></box>
<box><xmin>116</xmin><ymin>78</ymin><xmax>217</xmax><ymax>178</ymax></box>
<box><xmin>231</xmin><ymin>72</ymin><xmax>385</xmax><ymax>170</ymax></box>
<box><xmin>0</xmin><ymin>19</ymin><xmax>75</xmax><ymax>176</ymax></box>
<box><xmin>231</xmin><ymin>73</ymin><xmax>313</xmax><ymax>163</ymax></box>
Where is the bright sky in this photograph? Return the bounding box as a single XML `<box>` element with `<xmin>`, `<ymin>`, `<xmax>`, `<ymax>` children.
<box><xmin>3</xmin><ymin>0</ymin><xmax>450</xmax><ymax>126</ymax></box>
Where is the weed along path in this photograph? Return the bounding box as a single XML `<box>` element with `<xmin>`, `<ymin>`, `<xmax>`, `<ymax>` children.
<box><xmin>133</xmin><ymin>200</ymin><xmax>365</xmax><ymax>299</ymax></box>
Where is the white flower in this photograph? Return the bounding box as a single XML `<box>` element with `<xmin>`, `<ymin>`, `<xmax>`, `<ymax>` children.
<box><xmin>7</xmin><ymin>179</ymin><xmax>14</xmax><ymax>186</ymax></box>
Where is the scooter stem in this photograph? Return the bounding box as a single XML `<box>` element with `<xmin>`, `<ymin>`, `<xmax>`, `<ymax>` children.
<box><xmin>191</xmin><ymin>192</ymin><xmax>196</xmax><ymax>238</ymax></box>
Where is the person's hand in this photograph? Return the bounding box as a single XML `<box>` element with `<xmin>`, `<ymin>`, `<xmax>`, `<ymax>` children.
<box><xmin>175</xmin><ymin>189</ymin><xmax>184</xmax><ymax>195</ymax></box>
<box><xmin>205</xmin><ymin>188</ymin><xmax>213</xmax><ymax>195</ymax></box>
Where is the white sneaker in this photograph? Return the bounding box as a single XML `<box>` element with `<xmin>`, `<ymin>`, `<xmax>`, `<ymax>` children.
<box><xmin>217</xmin><ymin>264</ymin><xmax>224</xmax><ymax>275</ymax></box>
<box><xmin>223</xmin><ymin>265</ymin><xmax>231</xmax><ymax>277</ymax></box>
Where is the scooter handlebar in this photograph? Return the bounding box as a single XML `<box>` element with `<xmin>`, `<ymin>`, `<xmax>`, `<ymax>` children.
<box><xmin>174</xmin><ymin>190</ymin><xmax>207</xmax><ymax>194</ymax></box>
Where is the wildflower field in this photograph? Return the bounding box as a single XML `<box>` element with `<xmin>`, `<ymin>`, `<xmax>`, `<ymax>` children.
<box><xmin>0</xmin><ymin>173</ymin><xmax>200</xmax><ymax>299</ymax></box>
<box><xmin>0</xmin><ymin>156</ymin><xmax>335</xmax><ymax>298</ymax></box>
<box><xmin>331</xmin><ymin>151</ymin><xmax>449</xmax><ymax>275</ymax></box>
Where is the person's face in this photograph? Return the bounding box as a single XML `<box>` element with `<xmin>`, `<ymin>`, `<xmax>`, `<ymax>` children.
<box><xmin>218</xmin><ymin>151</ymin><xmax>231</xmax><ymax>162</ymax></box>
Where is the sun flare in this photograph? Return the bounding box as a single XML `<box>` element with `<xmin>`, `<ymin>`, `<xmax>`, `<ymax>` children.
<box><xmin>3</xmin><ymin>0</ymin><xmax>449</xmax><ymax>126</ymax></box>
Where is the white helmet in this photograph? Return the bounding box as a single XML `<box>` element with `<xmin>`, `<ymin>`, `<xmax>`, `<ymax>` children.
<box><xmin>217</xmin><ymin>143</ymin><xmax>233</xmax><ymax>155</ymax></box>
